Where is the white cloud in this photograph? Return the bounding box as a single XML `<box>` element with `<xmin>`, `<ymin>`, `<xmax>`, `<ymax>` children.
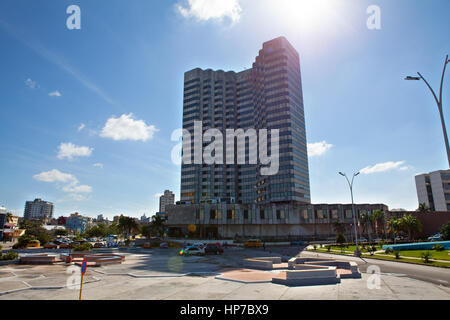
<box><xmin>33</xmin><ymin>169</ymin><xmax>77</xmax><ymax>183</ymax></box>
<box><xmin>57</xmin><ymin>142</ymin><xmax>93</xmax><ymax>160</ymax></box>
<box><xmin>48</xmin><ymin>90</ymin><xmax>62</xmax><ymax>97</ymax></box>
<box><xmin>154</xmin><ymin>193</ymin><xmax>163</xmax><ymax>198</ymax></box>
<box><xmin>100</xmin><ymin>113</ymin><xmax>158</xmax><ymax>142</ymax></box>
<box><xmin>33</xmin><ymin>169</ymin><xmax>92</xmax><ymax>197</ymax></box>
<box><xmin>62</xmin><ymin>184</ymin><xmax>92</xmax><ymax>193</ymax></box>
<box><xmin>360</xmin><ymin>161</ymin><xmax>406</xmax><ymax>175</ymax></box>
<box><xmin>78</xmin><ymin>123</ymin><xmax>86</xmax><ymax>132</ymax></box>
<box><xmin>176</xmin><ymin>0</ymin><xmax>242</xmax><ymax>23</ymax></box>
<box><xmin>25</xmin><ymin>78</ymin><xmax>36</xmax><ymax>89</ymax></box>
<box><xmin>93</xmin><ymin>163</ymin><xmax>103</xmax><ymax>168</ymax></box>
<box><xmin>308</xmin><ymin>141</ymin><xmax>333</xmax><ymax>157</ymax></box>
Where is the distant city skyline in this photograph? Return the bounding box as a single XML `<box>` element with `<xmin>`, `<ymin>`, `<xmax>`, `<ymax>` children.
<box><xmin>0</xmin><ymin>0</ymin><xmax>449</xmax><ymax>218</ymax></box>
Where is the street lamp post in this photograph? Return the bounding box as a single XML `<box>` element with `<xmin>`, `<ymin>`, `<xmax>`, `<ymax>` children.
<box><xmin>339</xmin><ymin>171</ymin><xmax>361</xmax><ymax>257</ymax></box>
<box><xmin>405</xmin><ymin>55</ymin><xmax>450</xmax><ymax>168</ymax></box>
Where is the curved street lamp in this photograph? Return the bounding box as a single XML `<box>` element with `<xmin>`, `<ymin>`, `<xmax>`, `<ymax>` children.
<box><xmin>339</xmin><ymin>171</ymin><xmax>361</xmax><ymax>257</ymax></box>
<box><xmin>405</xmin><ymin>55</ymin><xmax>450</xmax><ymax>168</ymax></box>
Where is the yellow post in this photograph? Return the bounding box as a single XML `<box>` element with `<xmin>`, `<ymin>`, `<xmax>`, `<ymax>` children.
<box><xmin>79</xmin><ymin>273</ymin><xmax>84</xmax><ymax>300</ymax></box>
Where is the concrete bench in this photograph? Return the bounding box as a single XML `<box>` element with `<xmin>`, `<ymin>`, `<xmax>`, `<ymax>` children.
<box><xmin>272</xmin><ymin>267</ymin><xmax>340</xmax><ymax>286</ymax></box>
<box><xmin>20</xmin><ymin>255</ymin><xmax>61</xmax><ymax>265</ymax></box>
<box><xmin>304</xmin><ymin>261</ymin><xmax>361</xmax><ymax>278</ymax></box>
<box><xmin>244</xmin><ymin>258</ymin><xmax>273</xmax><ymax>270</ymax></box>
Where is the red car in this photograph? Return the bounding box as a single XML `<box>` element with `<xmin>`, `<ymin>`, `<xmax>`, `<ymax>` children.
<box><xmin>205</xmin><ymin>243</ymin><xmax>224</xmax><ymax>255</ymax></box>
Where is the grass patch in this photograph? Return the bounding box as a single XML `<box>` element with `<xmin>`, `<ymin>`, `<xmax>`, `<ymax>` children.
<box><xmin>384</xmin><ymin>250</ymin><xmax>450</xmax><ymax>261</ymax></box>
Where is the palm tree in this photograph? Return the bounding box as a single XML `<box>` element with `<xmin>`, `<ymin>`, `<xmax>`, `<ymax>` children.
<box><xmin>399</xmin><ymin>215</ymin><xmax>422</xmax><ymax>240</ymax></box>
<box><xmin>151</xmin><ymin>215</ymin><xmax>165</xmax><ymax>237</ymax></box>
<box><xmin>417</xmin><ymin>203</ymin><xmax>431</xmax><ymax>213</ymax></box>
<box><xmin>371</xmin><ymin>210</ymin><xmax>386</xmax><ymax>239</ymax></box>
<box><xmin>359</xmin><ymin>211</ymin><xmax>371</xmax><ymax>241</ymax></box>
<box><xmin>387</xmin><ymin>218</ymin><xmax>401</xmax><ymax>242</ymax></box>
<box><xmin>118</xmin><ymin>215</ymin><xmax>139</xmax><ymax>240</ymax></box>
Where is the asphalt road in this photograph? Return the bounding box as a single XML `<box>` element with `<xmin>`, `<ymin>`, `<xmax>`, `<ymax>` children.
<box><xmin>302</xmin><ymin>250</ymin><xmax>450</xmax><ymax>287</ymax></box>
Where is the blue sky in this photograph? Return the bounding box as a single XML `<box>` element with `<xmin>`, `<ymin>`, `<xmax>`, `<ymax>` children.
<box><xmin>0</xmin><ymin>0</ymin><xmax>449</xmax><ymax>218</ymax></box>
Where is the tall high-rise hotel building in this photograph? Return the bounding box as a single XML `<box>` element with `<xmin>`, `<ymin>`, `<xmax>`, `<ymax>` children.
<box><xmin>181</xmin><ymin>37</ymin><xmax>310</xmax><ymax>206</ymax></box>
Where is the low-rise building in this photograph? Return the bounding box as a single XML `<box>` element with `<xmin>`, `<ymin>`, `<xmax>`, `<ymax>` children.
<box><xmin>415</xmin><ymin>169</ymin><xmax>450</xmax><ymax>211</ymax></box>
<box><xmin>166</xmin><ymin>203</ymin><xmax>388</xmax><ymax>240</ymax></box>
<box><xmin>65</xmin><ymin>212</ymin><xmax>90</xmax><ymax>234</ymax></box>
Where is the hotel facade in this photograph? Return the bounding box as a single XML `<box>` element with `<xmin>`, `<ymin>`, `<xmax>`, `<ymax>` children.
<box><xmin>169</xmin><ymin>37</ymin><xmax>388</xmax><ymax>240</ymax></box>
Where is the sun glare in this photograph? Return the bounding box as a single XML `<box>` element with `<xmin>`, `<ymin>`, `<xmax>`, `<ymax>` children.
<box><xmin>271</xmin><ymin>0</ymin><xmax>340</xmax><ymax>31</ymax></box>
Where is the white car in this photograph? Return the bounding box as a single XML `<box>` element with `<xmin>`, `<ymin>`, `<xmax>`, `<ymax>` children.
<box><xmin>183</xmin><ymin>246</ymin><xmax>205</xmax><ymax>256</ymax></box>
<box><xmin>358</xmin><ymin>237</ymin><xmax>368</xmax><ymax>242</ymax></box>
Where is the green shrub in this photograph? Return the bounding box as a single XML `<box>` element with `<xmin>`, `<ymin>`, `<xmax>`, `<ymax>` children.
<box><xmin>394</xmin><ymin>251</ymin><xmax>400</xmax><ymax>259</ymax></box>
<box><xmin>421</xmin><ymin>251</ymin><xmax>432</xmax><ymax>263</ymax></box>
<box><xmin>385</xmin><ymin>248</ymin><xmax>393</xmax><ymax>254</ymax></box>
<box><xmin>0</xmin><ymin>251</ymin><xmax>19</xmax><ymax>261</ymax></box>
<box><xmin>327</xmin><ymin>245</ymin><xmax>331</xmax><ymax>252</ymax></box>
<box><xmin>432</xmin><ymin>244</ymin><xmax>444</xmax><ymax>251</ymax></box>
<box><xmin>73</xmin><ymin>243</ymin><xmax>93</xmax><ymax>252</ymax></box>
<box><xmin>313</xmin><ymin>244</ymin><xmax>317</xmax><ymax>250</ymax></box>
<box><xmin>13</xmin><ymin>235</ymin><xmax>35</xmax><ymax>249</ymax></box>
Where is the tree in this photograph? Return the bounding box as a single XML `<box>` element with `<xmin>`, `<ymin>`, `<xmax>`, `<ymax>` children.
<box><xmin>19</xmin><ymin>220</ymin><xmax>51</xmax><ymax>245</ymax></box>
<box><xmin>359</xmin><ymin>211</ymin><xmax>371</xmax><ymax>240</ymax></box>
<box><xmin>371</xmin><ymin>210</ymin><xmax>386</xmax><ymax>239</ymax></box>
<box><xmin>54</xmin><ymin>229</ymin><xmax>68</xmax><ymax>236</ymax></box>
<box><xmin>333</xmin><ymin>219</ymin><xmax>346</xmax><ymax>235</ymax></box>
<box><xmin>440</xmin><ymin>222</ymin><xmax>450</xmax><ymax>240</ymax></box>
<box><xmin>141</xmin><ymin>224</ymin><xmax>153</xmax><ymax>239</ymax></box>
<box><xmin>336</xmin><ymin>232</ymin><xmax>346</xmax><ymax>252</ymax></box>
<box><xmin>118</xmin><ymin>215</ymin><xmax>139</xmax><ymax>239</ymax></box>
<box><xmin>417</xmin><ymin>203</ymin><xmax>431</xmax><ymax>213</ymax></box>
<box><xmin>399</xmin><ymin>215</ymin><xmax>422</xmax><ymax>240</ymax></box>
<box><xmin>387</xmin><ymin>217</ymin><xmax>401</xmax><ymax>242</ymax></box>
<box><xmin>106</xmin><ymin>223</ymin><xmax>120</xmax><ymax>236</ymax></box>
<box><xmin>151</xmin><ymin>215</ymin><xmax>165</xmax><ymax>237</ymax></box>
<box><xmin>84</xmin><ymin>223</ymin><xmax>107</xmax><ymax>238</ymax></box>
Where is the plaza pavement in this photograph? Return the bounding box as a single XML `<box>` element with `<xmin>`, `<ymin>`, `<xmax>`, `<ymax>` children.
<box><xmin>0</xmin><ymin>247</ymin><xmax>449</xmax><ymax>300</ymax></box>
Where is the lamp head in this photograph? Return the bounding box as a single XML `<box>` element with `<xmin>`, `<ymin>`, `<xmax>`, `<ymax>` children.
<box><xmin>339</xmin><ymin>172</ymin><xmax>345</xmax><ymax>176</ymax></box>
<box><xmin>405</xmin><ymin>76</ymin><xmax>420</xmax><ymax>81</ymax></box>
<box><xmin>354</xmin><ymin>172</ymin><xmax>360</xmax><ymax>177</ymax></box>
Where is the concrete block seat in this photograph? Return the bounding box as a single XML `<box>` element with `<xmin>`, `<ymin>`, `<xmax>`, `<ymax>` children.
<box><xmin>20</xmin><ymin>254</ymin><xmax>62</xmax><ymax>265</ymax></box>
<box><xmin>61</xmin><ymin>253</ymin><xmax>125</xmax><ymax>266</ymax></box>
<box><xmin>287</xmin><ymin>257</ymin><xmax>361</xmax><ymax>279</ymax></box>
<box><xmin>244</xmin><ymin>257</ymin><xmax>282</xmax><ymax>270</ymax></box>
<box><xmin>272</xmin><ymin>267</ymin><xmax>340</xmax><ymax>286</ymax></box>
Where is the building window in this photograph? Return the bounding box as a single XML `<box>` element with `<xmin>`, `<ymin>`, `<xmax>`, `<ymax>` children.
<box><xmin>345</xmin><ymin>209</ymin><xmax>352</xmax><ymax>219</ymax></box>
<box><xmin>227</xmin><ymin>209</ymin><xmax>235</xmax><ymax>219</ymax></box>
<box><xmin>210</xmin><ymin>209</ymin><xmax>216</xmax><ymax>220</ymax></box>
<box><xmin>217</xmin><ymin>209</ymin><xmax>222</xmax><ymax>220</ymax></box>
<box><xmin>260</xmin><ymin>210</ymin><xmax>265</xmax><ymax>220</ymax></box>
<box><xmin>331</xmin><ymin>209</ymin><xmax>338</xmax><ymax>219</ymax></box>
<box><xmin>243</xmin><ymin>209</ymin><xmax>249</xmax><ymax>220</ymax></box>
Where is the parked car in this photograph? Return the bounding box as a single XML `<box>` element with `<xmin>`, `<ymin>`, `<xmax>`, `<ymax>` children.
<box><xmin>182</xmin><ymin>246</ymin><xmax>205</xmax><ymax>256</ymax></box>
<box><xmin>43</xmin><ymin>242</ymin><xmax>58</xmax><ymax>249</ymax></box>
<box><xmin>94</xmin><ymin>242</ymin><xmax>104</xmax><ymax>248</ymax></box>
<box><xmin>428</xmin><ymin>234</ymin><xmax>442</xmax><ymax>241</ymax></box>
<box><xmin>27</xmin><ymin>240</ymin><xmax>41</xmax><ymax>248</ymax></box>
<box><xmin>59</xmin><ymin>242</ymin><xmax>73</xmax><ymax>249</ymax></box>
<box><xmin>205</xmin><ymin>243</ymin><xmax>223</xmax><ymax>255</ymax></box>
<box><xmin>358</xmin><ymin>237</ymin><xmax>368</xmax><ymax>242</ymax></box>
<box><xmin>243</xmin><ymin>239</ymin><xmax>263</xmax><ymax>248</ymax></box>
<box><xmin>160</xmin><ymin>242</ymin><xmax>169</xmax><ymax>249</ymax></box>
